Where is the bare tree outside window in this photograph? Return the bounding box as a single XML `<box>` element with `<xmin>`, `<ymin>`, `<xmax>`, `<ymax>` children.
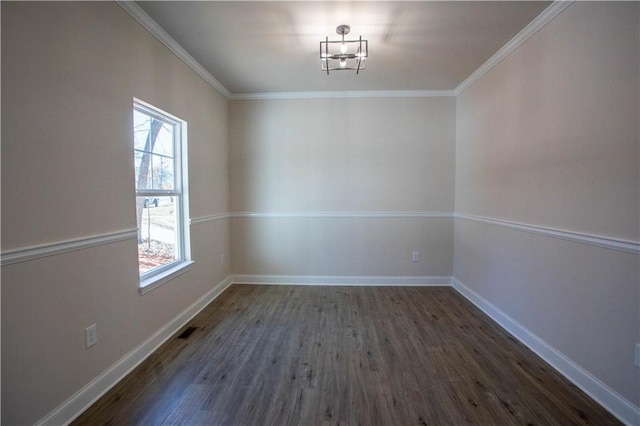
<box><xmin>135</xmin><ymin>117</ymin><xmax>163</xmax><ymax>244</ymax></box>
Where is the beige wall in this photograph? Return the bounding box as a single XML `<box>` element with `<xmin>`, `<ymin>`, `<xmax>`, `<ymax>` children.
<box><xmin>454</xmin><ymin>1</ymin><xmax>639</xmax><ymax>406</ymax></box>
<box><xmin>1</xmin><ymin>3</ymin><xmax>230</xmax><ymax>424</ymax></box>
<box><xmin>232</xmin><ymin>217</ymin><xmax>453</xmax><ymax>277</ymax></box>
<box><xmin>229</xmin><ymin>98</ymin><xmax>456</xmax><ymax>277</ymax></box>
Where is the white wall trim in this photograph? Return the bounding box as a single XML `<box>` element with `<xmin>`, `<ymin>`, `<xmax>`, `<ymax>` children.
<box><xmin>451</xmin><ymin>277</ymin><xmax>639</xmax><ymax>426</ymax></box>
<box><xmin>139</xmin><ymin>260</ymin><xmax>195</xmax><ymax>296</ymax></box>
<box><xmin>229</xmin><ymin>90</ymin><xmax>455</xmax><ymax>101</ymax></box>
<box><xmin>455</xmin><ymin>213</ymin><xmax>640</xmax><ymax>255</ymax></box>
<box><xmin>117</xmin><ymin>1</ymin><xmax>453</xmax><ymax>101</ymax></box>
<box><xmin>454</xmin><ymin>1</ymin><xmax>574</xmax><ymax>96</ymax></box>
<box><xmin>116</xmin><ymin>1</ymin><xmax>231</xmax><ymax>98</ymax></box>
<box><xmin>232</xmin><ymin>275</ymin><xmax>452</xmax><ymax>287</ymax></box>
<box><xmin>30</xmin><ymin>273</ymin><xmax>637</xmax><ymax>424</ymax></box>
<box><xmin>36</xmin><ymin>275</ymin><xmax>234</xmax><ymax>426</ymax></box>
<box><xmin>231</xmin><ymin>212</ymin><xmax>454</xmax><ymax>219</ymax></box>
<box><xmin>190</xmin><ymin>213</ymin><xmax>230</xmax><ymax>226</ymax></box>
<box><xmin>1</xmin><ymin>229</ymin><xmax>138</xmax><ymax>267</ymax></box>
<box><xmin>117</xmin><ymin>0</ymin><xmax>572</xmax><ymax>101</ymax></box>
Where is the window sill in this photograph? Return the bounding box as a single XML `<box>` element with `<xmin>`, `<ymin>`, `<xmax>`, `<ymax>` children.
<box><xmin>139</xmin><ymin>260</ymin><xmax>194</xmax><ymax>295</ymax></box>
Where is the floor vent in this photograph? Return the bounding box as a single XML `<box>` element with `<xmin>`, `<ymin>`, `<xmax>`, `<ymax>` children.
<box><xmin>177</xmin><ymin>326</ymin><xmax>198</xmax><ymax>339</ymax></box>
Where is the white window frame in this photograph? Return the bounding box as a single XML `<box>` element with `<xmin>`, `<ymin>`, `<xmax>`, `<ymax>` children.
<box><xmin>133</xmin><ymin>98</ymin><xmax>192</xmax><ymax>295</ymax></box>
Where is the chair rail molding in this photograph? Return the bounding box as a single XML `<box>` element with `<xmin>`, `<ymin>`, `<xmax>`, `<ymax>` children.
<box><xmin>1</xmin><ymin>229</ymin><xmax>138</xmax><ymax>266</ymax></box>
<box><xmin>455</xmin><ymin>213</ymin><xmax>639</xmax><ymax>255</ymax></box>
<box><xmin>230</xmin><ymin>212</ymin><xmax>454</xmax><ymax>219</ymax></box>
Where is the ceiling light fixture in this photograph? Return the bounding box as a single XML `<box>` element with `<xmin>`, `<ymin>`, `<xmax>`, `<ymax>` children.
<box><xmin>320</xmin><ymin>25</ymin><xmax>368</xmax><ymax>75</ymax></box>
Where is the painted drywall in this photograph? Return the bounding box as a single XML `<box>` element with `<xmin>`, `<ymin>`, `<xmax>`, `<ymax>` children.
<box><xmin>229</xmin><ymin>98</ymin><xmax>455</xmax><ymax>277</ymax></box>
<box><xmin>454</xmin><ymin>1</ymin><xmax>639</xmax><ymax>408</ymax></box>
<box><xmin>1</xmin><ymin>2</ymin><xmax>229</xmax><ymax>424</ymax></box>
<box><xmin>232</xmin><ymin>216</ymin><xmax>453</xmax><ymax>277</ymax></box>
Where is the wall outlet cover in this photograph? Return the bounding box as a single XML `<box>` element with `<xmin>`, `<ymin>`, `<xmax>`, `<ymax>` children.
<box><xmin>85</xmin><ymin>324</ymin><xmax>98</xmax><ymax>349</ymax></box>
<box><xmin>635</xmin><ymin>343</ymin><xmax>640</xmax><ymax>368</ymax></box>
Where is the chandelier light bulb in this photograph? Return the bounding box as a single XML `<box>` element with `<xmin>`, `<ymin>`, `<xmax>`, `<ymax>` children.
<box><xmin>340</xmin><ymin>43</ymin><xmax>348</xmax><ymax>54</ymax></box>
<box><xmin>339</xmin><ymin>58</ymin><xmax>347</xmax><ymax>68</ymax></box>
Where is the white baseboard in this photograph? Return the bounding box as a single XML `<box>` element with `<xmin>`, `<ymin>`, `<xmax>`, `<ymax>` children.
<box><xmin>36</xmin><ymin>274</ymin><xmax>637</xmax><ymax>425</ymax></box>
<box><xmin>37</xmin><ymin>275</ymin><xmax>234</xmax><ymax>426</ymax></box>
<box><xmin>231</xmin><ymin>274</ymin><xmax>452</xmax><ymax>286</ymax></box>
<box><xmin>451</xmin><ymin>277</ymin><xmax>639</xmax><ymax>426</ymax></box>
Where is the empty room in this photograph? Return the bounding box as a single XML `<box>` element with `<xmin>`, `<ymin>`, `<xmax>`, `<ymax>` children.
<box><xmin>1</xmin><ymin>1</ymin><xmax>638</xmax><ymax>425</ymax></box>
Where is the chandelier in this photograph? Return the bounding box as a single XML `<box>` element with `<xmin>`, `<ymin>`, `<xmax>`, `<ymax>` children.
<box><xmin>320</xmin><ymin>25</ymin><xmax>368</xmax><ymax>74</ymax></box>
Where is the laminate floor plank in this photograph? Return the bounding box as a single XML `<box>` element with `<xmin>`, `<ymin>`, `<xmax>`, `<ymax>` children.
<box><xmin>73</xmin><ymin>285</ymin><xmax>621</xmax><ymax>425</ymax></box>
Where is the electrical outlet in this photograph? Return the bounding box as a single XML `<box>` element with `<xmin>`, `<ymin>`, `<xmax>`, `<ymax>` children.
<box><xmin>220</xmin><ymin>253</ymin><xmax>224</xmax><ymax>265</ymax></box>
<box><xmin>85</xmin><ymin>324</ymin><xmax>97</xmax><ymax>349</ymax></box>
<box><xmin>635</xmin><ymin>343</ymin><xmax>640</xmax><ymax>368</ymax></box>
<box><xmin>412</xmin><ymin>251</ymin><xmax>420</xmax><ymax>262</ymax></box>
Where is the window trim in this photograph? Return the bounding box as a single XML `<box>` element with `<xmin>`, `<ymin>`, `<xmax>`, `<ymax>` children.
<box><xmin>139</xmin><ymin>260</ymin><xmax>194</xmax><ymax>295</ymax></box>
<box><xmin>133</xmin><ymin>98</ymin><xmax>191</xmax><ymax>294</ymax></box>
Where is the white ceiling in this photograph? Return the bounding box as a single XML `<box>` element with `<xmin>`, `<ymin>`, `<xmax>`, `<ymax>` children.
<box><xmin>135</xmin><ymin>1</ymin><xmax>551</xmax><ymax>95</ymax></box>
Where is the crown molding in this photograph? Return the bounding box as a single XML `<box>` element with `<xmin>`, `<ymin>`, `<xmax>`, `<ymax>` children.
<box><xmin>229</xmin><ymin>90</ymin><xmax>455</xmax><ymax>101</ymax></box>
<box><xmin>116</xmin><ymin>1</ymin><xmax>231</xmax><ymax>99</ymax></box>
<box><xmin>117</xmin><ymin>1</ymin><xmax>449</xmax><ymax>100</ymax></box>
<box><xmin>454</xmin><ymin>1</ymin><xmax>574</xmax><ymax>96</ymax></box>
<box><xmin>118</xmin><ymin>0</ymin><xmax>572</xmax><ymax>100</ymax></box>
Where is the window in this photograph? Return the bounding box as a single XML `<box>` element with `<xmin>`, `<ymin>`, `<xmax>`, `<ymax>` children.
<box><xmin>133</xmin><ymin>99</ymin><xmax>191</xmax><ymax>293</ymax></box>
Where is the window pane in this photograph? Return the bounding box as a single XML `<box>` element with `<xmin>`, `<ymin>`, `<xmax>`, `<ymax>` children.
<box><xmin>133</xmin><ymin>110</ymin><xmax>176</xmax><ymax>191</ymax></box>
<box><xmin>154</xmin><ymin>124</ymin><xmax>175</xmax><ymax>157</ymax></box>
<box><xmin>137</xmin><ymin>196</ymin><xmax>178</xmax><ymax>274</ymax></box>
<box><xmin>135</xmin><ymin>153</ymin><xmax>176</xmax><ymax>191</ymax></box>
<box><xmin>133</xmin><ymin>110</ymin><xmax>150</xmax><ymax>151</ymax></box>
<box><xmin>150</xmin><ymin>153</ymin><xmax>175</xmax><ymax>190</ymax></box>
<box><xmin>133</xmin><ymin>110</ymin><xmax>175</xmax><ymax>157</ymax></box>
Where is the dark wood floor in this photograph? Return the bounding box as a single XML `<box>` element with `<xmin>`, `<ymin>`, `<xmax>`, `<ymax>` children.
<box><xmin>73</xmin><ymin>285</ymin><xmax>620</xmax><ymax>425</ymax></box>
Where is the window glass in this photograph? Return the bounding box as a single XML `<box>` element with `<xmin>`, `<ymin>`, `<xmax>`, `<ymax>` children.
<box><xmin>133</xmin><ymin>100</ymin><xmax>189</xmax><ymax>283</ymax></box>
<box><xmin>136</xmin><ymin>196</ymin><xmax>178</xmax><ymax>274</ymax></box>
